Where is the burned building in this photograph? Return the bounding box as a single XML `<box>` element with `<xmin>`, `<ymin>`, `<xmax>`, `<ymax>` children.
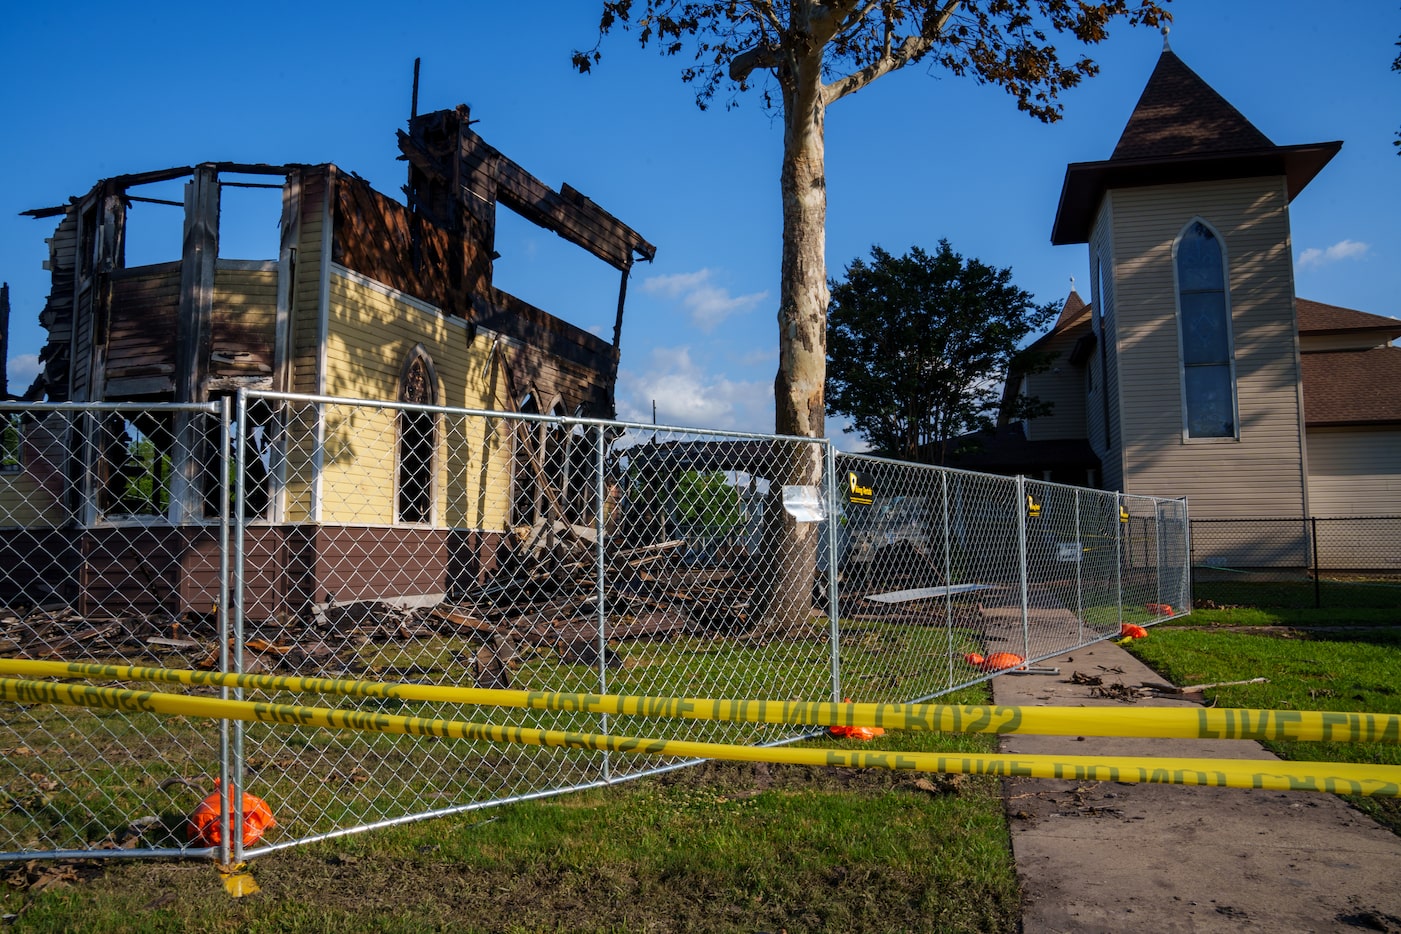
<box><xmin>1</xmin><ymin>106</ymin><xmax>654</xmax><ymax>617</ymax></box>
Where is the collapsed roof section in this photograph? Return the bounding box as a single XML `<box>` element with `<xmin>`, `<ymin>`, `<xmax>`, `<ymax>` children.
<box><xmin>17</xmin><ymin>107</ymin><xmax>655</xmax><ymax>417</ymax></box>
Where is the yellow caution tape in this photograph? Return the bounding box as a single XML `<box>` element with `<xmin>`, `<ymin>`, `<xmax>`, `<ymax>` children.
<box><xmin>0</xmin><ymin>676</ymin><xmax>1397</xmax><ymax>796</ymax></box>
<box><xmin>0</xmin><ymin>659</ymin><xmax>1396</xmax><ymax>745</ymax></box>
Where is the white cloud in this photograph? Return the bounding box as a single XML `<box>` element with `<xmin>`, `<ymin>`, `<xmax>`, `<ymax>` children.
<box><xmin>640</xmin><ymin>268</ymin><xmax>768</xmax><ymax>332</ymax></box>
<box><xmin>5</xmin><ymin>354</ymin><xmax>40</xmax><ymax>394</ymax></box>
<box><xmin>616</xmin><ymin>346</ymin><xmax>774</xmax><ymax>434</ymax></box>
<box><xmin>1297</xmin><ymin>239</ymin><xmax>1369</xmax><ymax>270</ymax></box>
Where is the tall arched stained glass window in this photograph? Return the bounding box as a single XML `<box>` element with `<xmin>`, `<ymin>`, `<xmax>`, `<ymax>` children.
<box><xmin>1174</xmin><ymin>220</ymin><xmax>1237</xmax><ymax>439</ymax></box>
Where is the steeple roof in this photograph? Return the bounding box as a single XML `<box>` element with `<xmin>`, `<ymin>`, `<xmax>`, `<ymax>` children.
<box><xmin>1050</xmin><ymin>47</ymin><xmax>1341</xmax><ymax>245</ymax></box>
<box><xmin>1110</xmin><ymin>50</ymin><xmax>1274</xmax><ymax>160</ymax></box>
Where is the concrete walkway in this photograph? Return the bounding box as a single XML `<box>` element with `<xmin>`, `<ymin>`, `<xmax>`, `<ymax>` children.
<box><xmin>992</xmin><ymin>640</ymin><xmax>1401</xmax><ymax>933</ymax></box>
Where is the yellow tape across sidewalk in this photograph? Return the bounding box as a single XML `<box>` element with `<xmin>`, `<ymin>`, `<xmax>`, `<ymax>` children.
<box><xmin>0</xmin><ymin>658</ymin><xmax>1397</xmax><ymax>745</ymax></box>
<box><xmin>0</xmin><ymin>675</ymin><xmax>1398</xmax><ymax>796</ymax></box>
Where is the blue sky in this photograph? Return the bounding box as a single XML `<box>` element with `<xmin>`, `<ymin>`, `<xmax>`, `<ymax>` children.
<box><xmin>2</xmin><ymin>1</ymin><xmax>1397</xmax><ymax>441</ymax></box>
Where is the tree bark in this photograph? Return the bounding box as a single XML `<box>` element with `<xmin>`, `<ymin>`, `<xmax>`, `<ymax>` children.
<box><xmin>755</xmin><ymin>34</ymin><xmax>829</xmax><ymax>637</ymax></box>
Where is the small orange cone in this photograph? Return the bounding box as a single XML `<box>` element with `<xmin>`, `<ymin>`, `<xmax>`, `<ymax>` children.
<box><xmin>1120</xmin><ymin>623</ymin><xmax>1149</xmax><ymax>639</ymax></box>
<box><xmin>188</xmin><ymin>780</ymin><xmax>277</xmax><ymax>848</ymax></box>
<box><xmin>979</xmin><ymin>652</ymin><xmax>1026</xmax><ymax>672</ymax></box>
<box><xmin>828</xmin><ymin>697</ymin><xmax>885</xmax><ymax>741</ymax></box>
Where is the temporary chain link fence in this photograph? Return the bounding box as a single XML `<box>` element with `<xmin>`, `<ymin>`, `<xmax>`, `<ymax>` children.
<box><xmin>1191</xmin><ymin>516</ymin><xmax>1401</xmax><ymax>608</ymax></box>
<box><xmin>0</xmin><ymin>394</ymin><xmax>1190</xmax><ymax>862</ymax></box>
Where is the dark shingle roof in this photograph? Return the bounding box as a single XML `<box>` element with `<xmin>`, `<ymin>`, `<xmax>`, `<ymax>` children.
<box><xmin>1111</xmin><ymin>51</ymin><xmax>1274</xmax><ymax>160</ymax></box>
<box><xmin>1050</xmin><ymin>50</ymin><xmax>1340</xmax><ymax>245</ymax></box>
<box><xmin>1053</xmin><ymin>290</ymin><xmax>1089</xmax><ymax>331</ymax></box>
<box><xmin>1297</xmin><ymin>298</ymin><xmax>1401</xmax><ymax>337</ymax></box>
<box><xmin>1301</xmin><ymin>347</ymin><xmax>1401</xmax><ymax>426</ymax></box>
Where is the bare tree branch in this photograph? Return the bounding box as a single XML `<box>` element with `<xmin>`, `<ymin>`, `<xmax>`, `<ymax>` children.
<box><xmin>822</xmin><ymin>0</ymin><xmax>961</xmax><ymax>104</ymax></box>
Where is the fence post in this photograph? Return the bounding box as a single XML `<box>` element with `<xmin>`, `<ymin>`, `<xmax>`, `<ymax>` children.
<box><xmin>1311</xmin><ymin>515</ymin><xmax>1321</xmax><ymax>610</ymax></box>
<box><xmin>942</xmin><ymin>470</ymin><xmax>954</xmax><ymax>689</ymax></box>
<box><xmin>1016</xmin><ymin>475</ymin><xmax>1031</xmax><ymax>660</ymax></box>
<box><xmin>824</xmin><ymin>441</ymin><xmax>842</xmax><ymax>703</ymax></box>
<box><xmin>1074</xmin><ymin>488</ymin><xmax>1083</xmax><ymax>643</ymax></box>
<box><xmin>594</xmin><ymin>423</ymin><xmax>611</xmax><ymax>782</ymax></box>
<box><xmin>228</xmin><ymin>393</ymin><xmax>245</xmax><ymax>866</ymax></box>
<box><xmin>1115</xmin><ymin>492</ymin><xmax>1124</xmax><ymax>627</ymax></box>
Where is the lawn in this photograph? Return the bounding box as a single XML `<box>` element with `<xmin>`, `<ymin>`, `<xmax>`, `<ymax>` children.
<box><xmin>1128</xmin><ymin>605</ymin><xmax>1401</xmax><ymax>833</ymax></box>
<box><xmin>3</xmin><ymin>586</ymin><xmax>1397</xmax><ymax>931</ymax></box>
<box><xmin>0</xmin><ymin>687</ymin><xmax>1022</xmax><ymax>933</ymax></box>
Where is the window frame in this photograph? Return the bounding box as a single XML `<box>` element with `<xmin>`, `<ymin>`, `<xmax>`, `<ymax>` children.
<box><xmin>1171</xmin><ymin>218</ymin><xmax>1240</xmax><ymax>443</ymax></box>
<box><xmin>395</xmin><ymin>345</ymin><xmax>439</xmax><ymax>525</ymax></box>
<box><xmin>0</xmin><ymin>413</ymin><xmax>21</xmax><ymax>474</ymax></box>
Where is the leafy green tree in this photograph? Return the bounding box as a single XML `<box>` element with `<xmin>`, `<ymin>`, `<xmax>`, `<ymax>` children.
<box><xmin>576</xmin><ymin>0</ymin><xmax>1168</xmax><ymax>631</ymax></box>
<box><xmin>675</xmin><ymin>470</ymin><xmax>744</xmax><ymax>531</ymax></box>
<box><xmin>826</xmin><ymin>241</ymin><xmax>1056</xmax><ymax>464</ymax></box>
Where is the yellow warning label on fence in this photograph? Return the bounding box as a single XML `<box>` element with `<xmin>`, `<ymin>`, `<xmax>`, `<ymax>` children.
<box><xmin>0</xmin><ymin>676</ymin><xmax>1396</xmax><ymax>797</ymax></box>
<box><xmin>0</xmin><ymin>659</ymin><xmax>1398</xmax><ymax>746</ymax></box>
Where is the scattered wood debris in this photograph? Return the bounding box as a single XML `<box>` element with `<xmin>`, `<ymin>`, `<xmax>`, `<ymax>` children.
<box><xmin>1088</xmin><ymin>682</ymin><xmax>1141</xmax><ymax>703</ymax></box>
<box><xmin>1147</xmin><ymin>677</ymin><xmax>1270</xmax><ymax>695</ymax></box>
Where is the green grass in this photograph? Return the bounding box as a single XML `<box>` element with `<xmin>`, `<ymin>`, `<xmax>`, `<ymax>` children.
<box><xmin>0</xmin><ymin>687</ymin><xmax>1020</xmax><ymax>933</ymax></box>
<box><xmin>1</xmin><ymin>620</ymin><xmax>996</xmax><ymax>857</ymax></box>
<box><xmin>1193</xmin><ymin>578</ymin><xmax>1401</xmax><ymax>610</ymax></box>
<box><xmin>1129</xmin><ymin>616</ymin><xmax>1401</xmax><ymax>833</ymax></box>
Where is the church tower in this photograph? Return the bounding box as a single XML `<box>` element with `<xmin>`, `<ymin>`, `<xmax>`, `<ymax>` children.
<box><xmin>1050</xmin><ymin>33</ymin><xmax>1340</xmax><ymax>522</ymax></box>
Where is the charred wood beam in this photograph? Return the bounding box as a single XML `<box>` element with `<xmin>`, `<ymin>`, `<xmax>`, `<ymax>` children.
<box><xmin>398</xmin><ymin>115</ymin><xmax>656</xmax><ymax>273</ymax></box>
<box><xmin>490</xmin><ymin>153</ymin><xmax>655</xmax><ymax>271</ymax></box>
<box><xmin>23</xmin><ymin>163</ymin><xmax>296</xmax><ymax>219</ymax></box>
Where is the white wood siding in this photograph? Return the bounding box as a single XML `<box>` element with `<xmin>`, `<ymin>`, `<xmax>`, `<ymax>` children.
<box><xmin>1107</xmin><ymin>177</ymin><xmax>1308</xmax><ymax>518</ymax></box>
<box><xmin>1023</xmin><ymin>328</ymin><xmax>1088</xmax><ymax>441</ymax></box>
<box><xmin>1088</xmin><ymin>196</ymin><xmax>1121</xmax><ymax>490</ymax></box>
<box><xmin>1306</xmin><ymin>427</ymin><xmax>1401</xmax><ymax>516</ymax></box>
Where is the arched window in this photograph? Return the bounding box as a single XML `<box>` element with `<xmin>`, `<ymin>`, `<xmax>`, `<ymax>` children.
<box><xmin>1174</xmin><ymin>220</ymin><xmax>1237</xmax><ymax>439</ymax></box>
<box><xmin>512</xmin><ymin>392</ymin><xmax>540</xmax><ymax>527</ymax></box>
<box><xmin>397</xmin><ymin>347</ymin><xmax>437</xmax><ymax>523</ymax></box>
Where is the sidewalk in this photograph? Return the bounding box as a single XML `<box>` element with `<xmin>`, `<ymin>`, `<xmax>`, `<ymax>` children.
<box><xmin>992</xmin><ymin>639</ymin><xmax>1401</xmax><ymax>934</ymax></box>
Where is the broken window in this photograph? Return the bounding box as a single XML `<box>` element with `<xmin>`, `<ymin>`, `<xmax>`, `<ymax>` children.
<box><xmin>122</xmin><ymin>178</ymin><xmax>187</xmax><ymax>268</ymax></box>
<box><xmin>1</xmin><ymin>414</ymin><xmax>21</xmax><ymax>473</ymax></box>
<box><xmin>200</xmin><ymin>395</ymin><xmax>277</xmax><ymax>521</ymax></box>
<box><xmin>99</xmin><ymin>412</ymin><xmax>173</xmax><ymax>519</ymax></box>
<box><xmin>511</xmin><ymin>394</ymin><xmax>541</xmax><ymax>528</ymax></box>
<box><xmin>217</xmin><ymin>175</ymin><xmax>284</xmax><ymax>261</ymax></box>
<box><xmin>397</xmin><ymin>350</ymin><xmax>437</xmax><ymax>524</ymax></box>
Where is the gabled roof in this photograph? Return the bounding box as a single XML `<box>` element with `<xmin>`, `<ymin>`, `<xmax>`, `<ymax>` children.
<box><xmin>1296</xmin><ymin>298</ymin><xmax>1401</xmax><ymax>339</ymax></box>
<box><xmin>1301</xmin><ymin>346</ymin><xmax>1401</xmax><ymax>426</ymax></box>
<box><xmin>1053</xmin><ymin>289</ymin><xmax>1089</xmax><ymax>331</ymax></box>
<box><xmin>1051</xmin><ymin>49</ymin><xmax>1341</xmax><ymax>245</ymax></box>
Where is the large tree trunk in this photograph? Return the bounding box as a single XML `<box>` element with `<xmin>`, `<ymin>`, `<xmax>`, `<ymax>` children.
<box><xmin>753</xmin><ymin>43</ymin><xmax>829</xmax><ymax>638</ymax></box>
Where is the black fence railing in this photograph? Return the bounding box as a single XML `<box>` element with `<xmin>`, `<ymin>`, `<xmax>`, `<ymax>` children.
<box><xmin>1190</xmin><ymin>516</ymin><xmax>1401</xmax><ymax>609</ymax></box>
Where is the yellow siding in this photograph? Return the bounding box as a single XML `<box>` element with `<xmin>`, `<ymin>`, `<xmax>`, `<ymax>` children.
<box><xmin>0</xmin><ymin>418</ymin><xmax>71</xmax><ymax>528</ymax></box>
<box><xmin>280</xmin><ymin>171</ymin><xmax>328</xmax><ymax>523</ymax></box>
<box><xmin>1106</xmin><ymin>178</ymin><xmax>1307</xmax><ymax>517</ymax></box>
<box><xmin>0</xmin><ymin>474</ymin><xmax>65</xmax><ymax>528</ymax></box>
<box><xmin>213</xmin><ymin>267</ymin><xmax>278</xmax><ymax>309</ymax></box>
<box><xmin>321</xmin><ymin>268</ymin><xmax>512</xmax><ymax>531</ymax></box>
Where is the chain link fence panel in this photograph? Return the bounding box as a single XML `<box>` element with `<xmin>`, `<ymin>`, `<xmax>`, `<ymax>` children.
<box><xmin>1191</xmin><ymin>516</ymin><xmax>1401</xmax><ymax>608</ymax></box>
<box><xmin>0</xmin><ymin>401</ymin><xmax>231</xmax><ymax>857</ymax></box>
<box><xmin>0</xmin><ymin>395</ymin><xmax>1192</xmax><ymax>860</ymax></box>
